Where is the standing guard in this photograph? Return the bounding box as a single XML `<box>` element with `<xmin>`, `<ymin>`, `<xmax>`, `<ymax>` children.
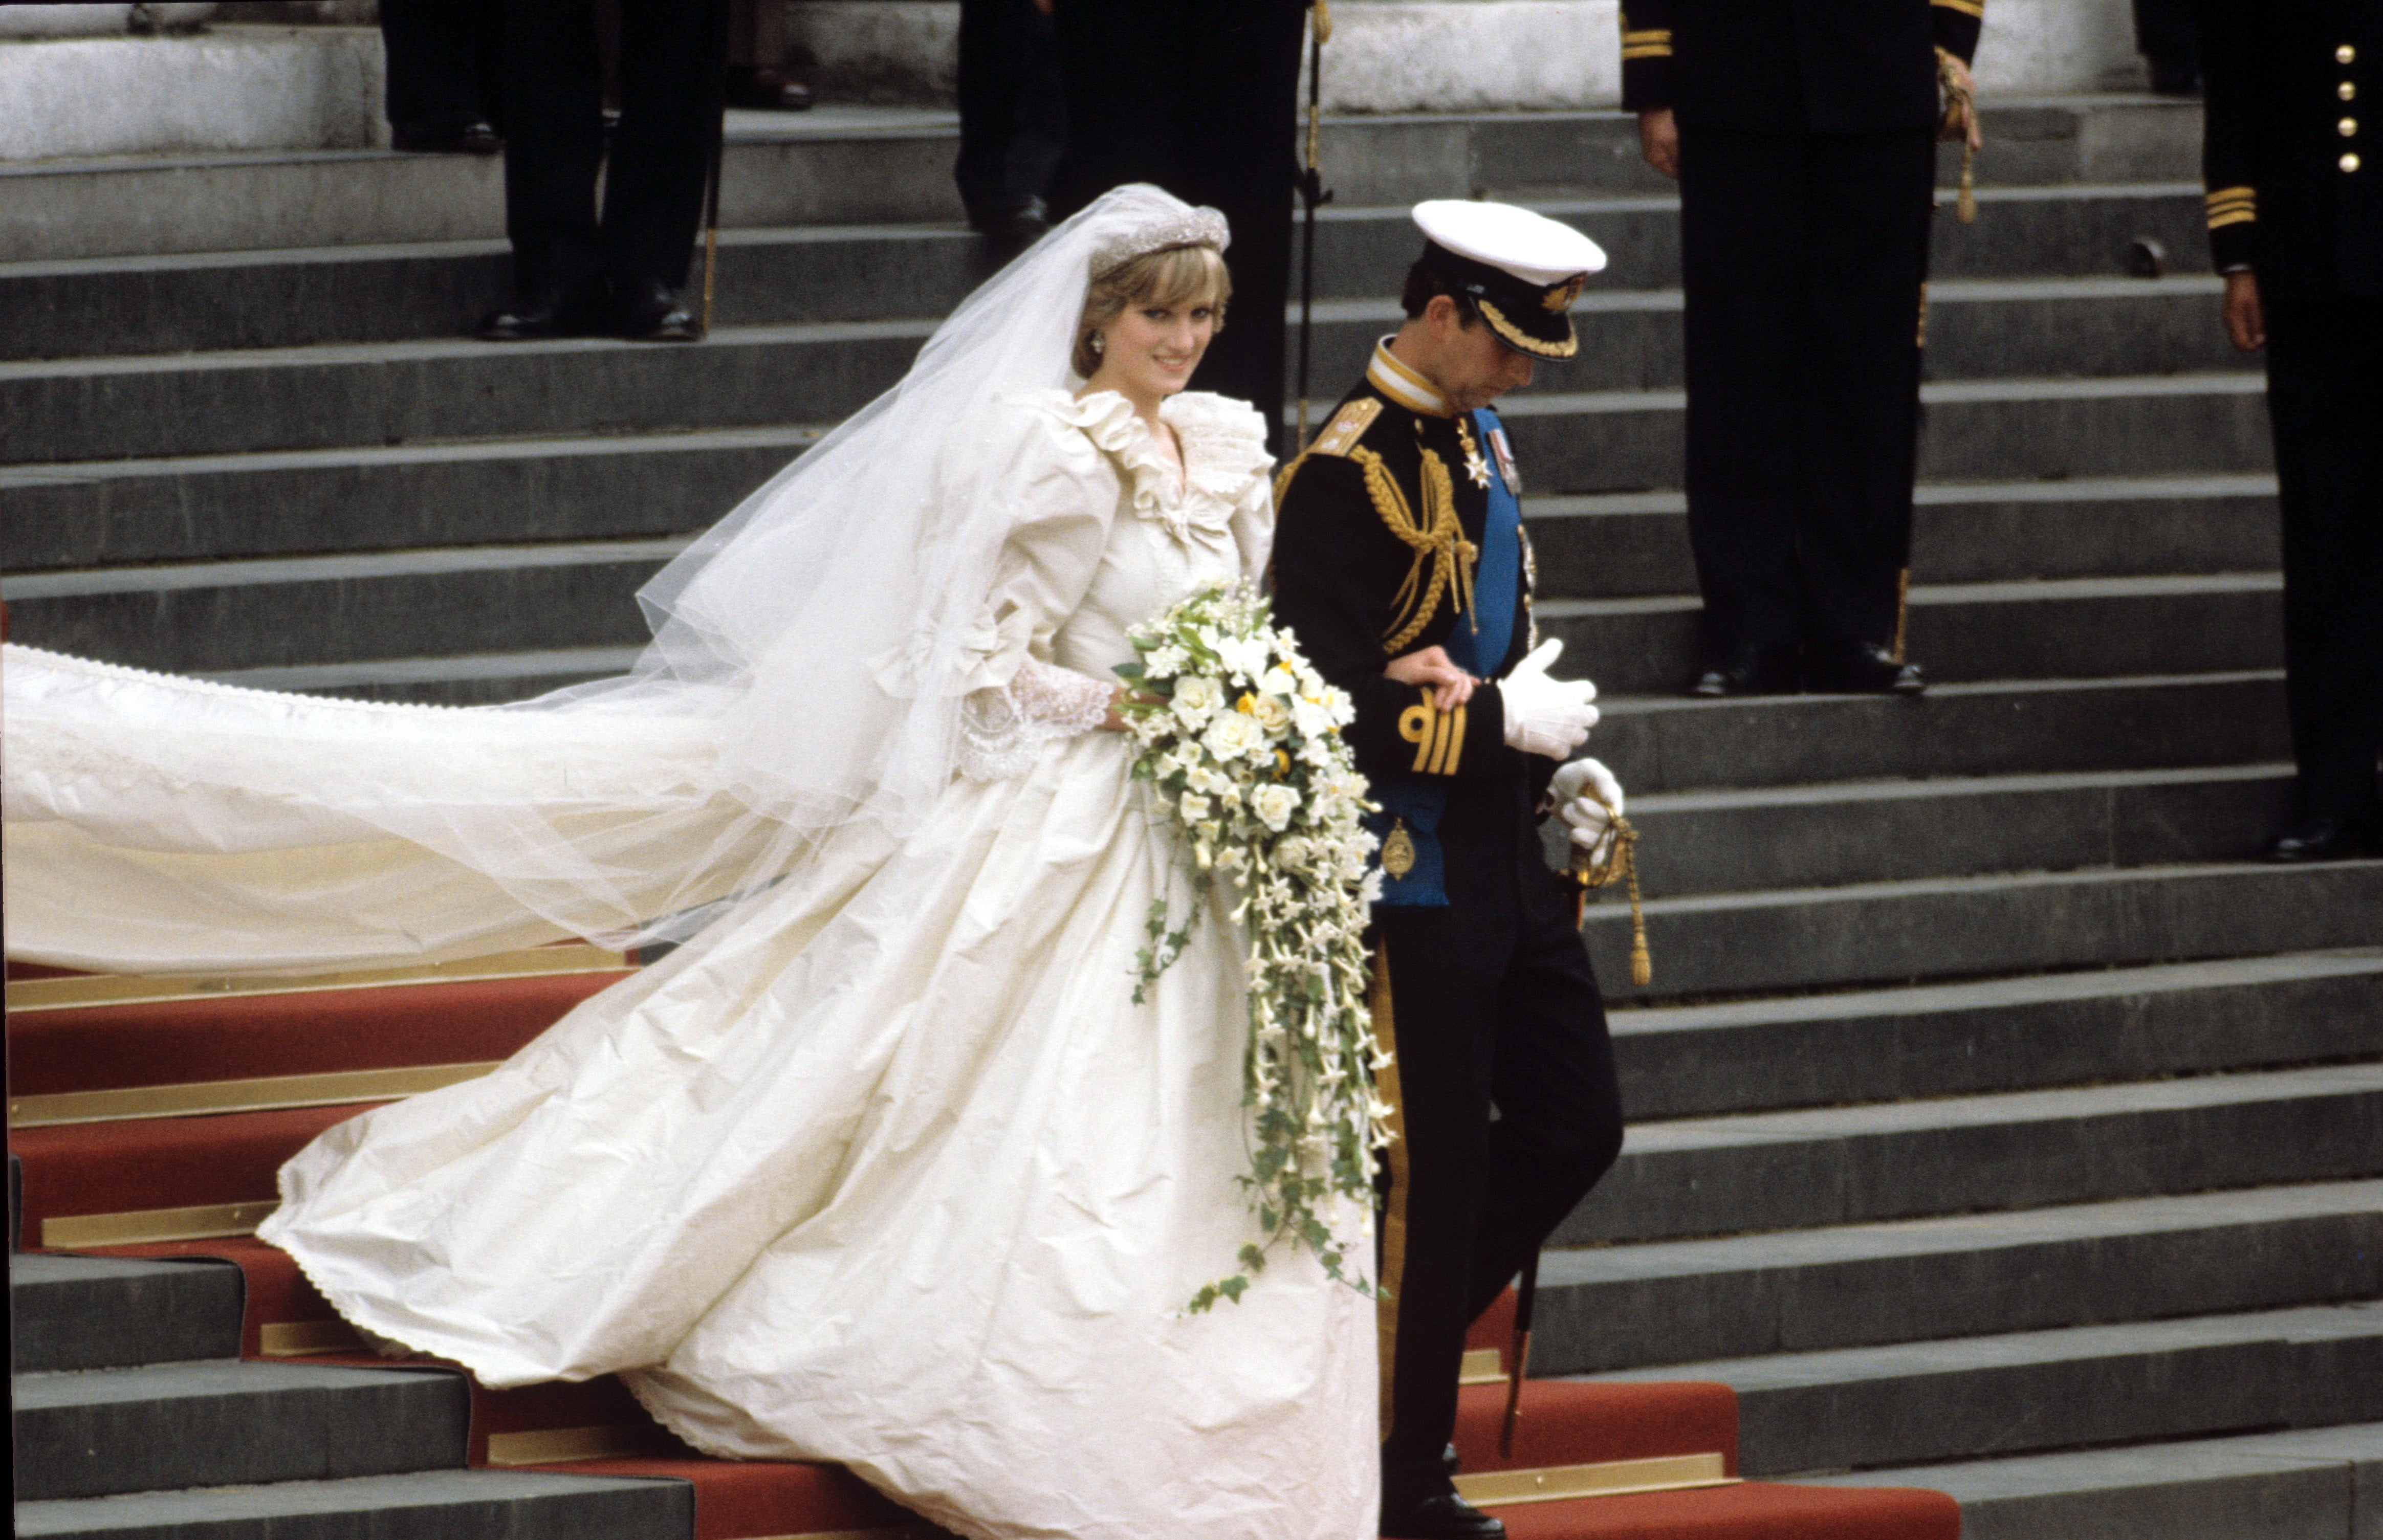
<box><xmin>1272</xmin><ymin>202</ymin><xmax>1629</xmax><ymax>1540</ymax></box>
<box><xmin>1622</xmin><ymin>0</ymin><xmax>1985</xmax><ymax>695</ymax></box>
<box><xmin>2197</xmin><ymin>0</ymin><xmax>2381</xmax><ymax>860</ymax></box>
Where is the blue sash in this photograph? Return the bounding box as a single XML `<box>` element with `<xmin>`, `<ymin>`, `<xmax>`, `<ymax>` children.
<box><xmin>1442</xmin><ymin>408</ymin><xmax>1519</xmax><ymax>678</ymax></box>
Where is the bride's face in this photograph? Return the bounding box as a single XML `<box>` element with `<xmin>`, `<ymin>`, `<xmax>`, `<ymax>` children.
<box><xmin>1095</xmin><ymin>297</ymin><xmax>1219</xmax><ymax>400</ymax></box>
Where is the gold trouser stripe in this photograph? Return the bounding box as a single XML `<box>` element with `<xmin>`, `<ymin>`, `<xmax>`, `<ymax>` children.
<box><xmin>1370</xmin><ymin>945</ymin><xmax>1409</xmax><ymax>1437</ymax></box>
<box><xmin>1455</xmin><ymin>1454</ymin><xmax>1737</xmax><ymax>1508</ymax></box>
<box><xmin>8</xmin><ymin>943</ymin><xmax>629</xmax><ymax>1013</ymax></box>
<box><xmin>1459</xmin><ymin>1346</ymin><xmax>1504</xmax><ymax>1384</ymax></box>
<box><xmin>259</xmin><ymin>1319</ymin><xmax>368</xmax><ymax>1357</ymax></box>
<box><xmin>42</xmin><ymin>1199</ymin><xmax>277</xmax><ymax>1249</ymax></box>
<box><xmin>485</xmin><ymin>1425</ymin><xmax>672</xmax><ymax>1467</ymax></box>
<box><xmin>10</xmin><ymin>1061</ymin><xmax>499</xmax><ymax>1129</ymax></box>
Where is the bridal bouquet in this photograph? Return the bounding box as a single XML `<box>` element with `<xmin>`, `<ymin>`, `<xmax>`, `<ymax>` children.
<box><xmin>1112</xmin><ymin>580</ymin><xmax>1394</xmax><ymax>1311</ymax></box>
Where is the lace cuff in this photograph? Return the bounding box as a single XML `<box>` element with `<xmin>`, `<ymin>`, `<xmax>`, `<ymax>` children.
<box><xmin>957</xmin><ymin>656</ymin><xmax>1116</xmax><ymax>782</ymax></box>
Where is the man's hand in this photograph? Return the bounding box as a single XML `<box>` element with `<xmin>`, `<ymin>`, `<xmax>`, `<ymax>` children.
<box><xmin>1501</xmin><ymin>639</ymin><xmax>1600</xmax><ymax>760</ymax></box>
<box><xmin>1940</xmin><ymin>54</ymin><xmax>1981</xmax><ymax>152</ymax></box>
<box><xmin>1386</xmin><ymin>645</ymin><xmax>1476</xmax><ymax>709</ymax></box>
<box><xmin>1637</xmin><ymin>108</ymin><xmax>1679</xmax><ymax>180</ymax></box>
<box><xmin>2222</xmin><ymin>270</ymin><xmax>2266</xmax><ymax>352</ymax></box>
<box><xmin>1549</xmin><ymin>758</ymin><xmax>1625</xmax><ymax>851</ymax></box>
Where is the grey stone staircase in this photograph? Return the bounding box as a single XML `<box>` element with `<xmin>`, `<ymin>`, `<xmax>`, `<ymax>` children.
<box><xmin>4</xmin><ymin>94</ymin><xmax>2380</xmax><ymax>1537</ymax></box>
<box><xmin>10</xmin><ymin>1253</ymin><xmax>683</xmax><ymax>1537</ymax></box>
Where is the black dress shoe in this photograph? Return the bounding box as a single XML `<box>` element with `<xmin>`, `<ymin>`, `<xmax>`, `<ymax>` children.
<box><xmin>476</xmin><ymin>285</ymin><xmax>608</xmax><ymax>341</ymax></box>
<box><xmin>392</xmin><ymin>115</ymin><xmax>502</xmax><ymax>155</ymax></box>
<box><xmin>1690</xmin><ymin>642</ymin><xmax>1800</xmax><ymax>698</ymax></box>
<box><xmin>972</xmin><ymin>198</ymin><xmax>1052</xmax><ymax>266</ymax></box>
<box><xmin>2265</xmin><ymin>815</ymin><xmax>2380</xmax><ymax>863</ymax></box>
<box><xmin>1381</xmin><ymin>1491</ymin><xmax>1505</xmax><ymax>1540</ymax></box>
<box><xmin>613</xmin><ymin>280</ymin><xmax>702</xmax><ymax>342</ymax></box>
<box><xmin>727</xmin><ymin>63</ymin><xmax>814</xmax><ymax>111</ymax></box>
<box><xmin>1442</xmin><ymin>1443</ymin><xmax>1461</xmax><ymax>1478</ymax></box>
<box><xmin>1803</xmin><ymin>639</ymin><xmax>1927</xmax><ymax>696</ymax></box>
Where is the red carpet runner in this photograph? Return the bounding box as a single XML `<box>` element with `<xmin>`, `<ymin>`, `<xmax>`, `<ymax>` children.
<box><xmin>9</xmin><ymin>965</ymin><xmax>1960</xmax><ymax>1539</ymax></box>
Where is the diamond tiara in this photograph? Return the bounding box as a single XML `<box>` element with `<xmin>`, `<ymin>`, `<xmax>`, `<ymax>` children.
<box><xmin>1090</xmin><ymin>207</ymin><xmax>1232</xmax><ymax>278</ymax></box>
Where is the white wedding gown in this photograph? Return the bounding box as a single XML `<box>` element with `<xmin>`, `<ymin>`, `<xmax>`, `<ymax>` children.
<box><xmin>3</xmin><ymin>389</ymin><xmax>1378</xmax><ymax>1540</ymax></box>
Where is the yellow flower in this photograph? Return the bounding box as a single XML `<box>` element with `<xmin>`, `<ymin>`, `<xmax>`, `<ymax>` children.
<box><xmin>1237</xmin><ymin>692</ymin><xmax>1257</xmax><ymax>715</ymax></box>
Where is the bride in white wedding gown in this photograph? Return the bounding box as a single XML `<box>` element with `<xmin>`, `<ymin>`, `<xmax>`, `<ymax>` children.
<box><xmin>1</xmin><ymin>187</ymin><xmax>1377</xmax><ymax>1540</ymax></box>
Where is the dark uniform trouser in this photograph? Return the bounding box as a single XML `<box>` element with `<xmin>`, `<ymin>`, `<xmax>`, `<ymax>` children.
<box><xmin>499</xmin><ymin>0</ymin><xmax>722</xmax><ymax>297</ymax></box>
<box><xmin>1679</xmin><ymin>127</ymin><xmax>1935</xmax><ymax>654</ymax></box>
<box><xmin>2265</xmin><ymin>296</ymin><xmax>2383</xmax><ymax>824</ymax></box>
<box><xmin>1047</xmin><ymin>0</ymin><xmax>1304</xmax><ymax>452</ymax></box>
<box><xmin>955</xmin><ymin>0</ymin><xmax>1067</xmax><ymax>226</ymax></box>
<box><xmin>1372</xmin><ymin>838</ymin><xmax>1624</xmax><ymax>1490</ymax></box>
<box><xmin>380</xmin><ymin>0</ymin><xmax>498</xmax><ymax>133</ymax></box>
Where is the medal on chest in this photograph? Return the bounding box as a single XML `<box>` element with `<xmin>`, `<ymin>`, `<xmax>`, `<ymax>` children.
<box><xmin>1454</xmin><ymin>417</ymin><xmax>1492</xmax><ymax>490</ymax></box>
<box><xmin>1486</xmin><ymin>425</ymin><xmax>1522</xmax><ymax>496</ymax></box>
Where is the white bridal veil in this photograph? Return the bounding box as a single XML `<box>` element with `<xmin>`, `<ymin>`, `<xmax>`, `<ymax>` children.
<box><xmin>3</xmin><ymin>185</ymin><xmax>1230</xmax><ymax>973</ymax></box>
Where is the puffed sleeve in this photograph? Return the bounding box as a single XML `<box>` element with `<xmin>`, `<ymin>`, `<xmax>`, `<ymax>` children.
<box><xmin>953</xmin><ymin>400</ymin><xmax>1128</xmax><ymax>781</ymax></box>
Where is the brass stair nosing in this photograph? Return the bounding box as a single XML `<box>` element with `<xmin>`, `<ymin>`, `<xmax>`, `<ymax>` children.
<box><xmin>7</xmin><ymin>943</ymin><xmax>630</xmax><ymax>1013</ymax></box>
<box><xmin>1454</xmin><ymin>1452</ymin><xmax>1737</xmax><ymax>1508</ymax></box>
<box><xmin>40</xmin><ymin>1199</ymin><xmax>279</xmax><ymax>1250</ymax></box>
<box><xmin>9</xmin><ymin>1061</ymin><xmax>500</xmax><ymax>1128</ymax></box>
<box><xmin>1457</xmin><ymin>1345</ymin><xmax>1504</xmax><ymax>1384</ymax></box>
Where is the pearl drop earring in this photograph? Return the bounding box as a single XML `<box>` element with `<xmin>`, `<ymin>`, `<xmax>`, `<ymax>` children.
<box><xmin>1091</xmin><ymin>334</ymin><xmax>1105</xmax><ymax>355</ymax></box>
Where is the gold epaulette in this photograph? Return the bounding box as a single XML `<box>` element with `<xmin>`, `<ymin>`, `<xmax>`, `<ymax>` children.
<box><xmin>1272</xmin><ymin>398</ymin><xmax>1383</xmax><ymax>505</ymax></box>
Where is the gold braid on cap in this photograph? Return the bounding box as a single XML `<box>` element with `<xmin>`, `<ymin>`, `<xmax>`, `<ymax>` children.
<box><xmin>1351</xmin><ymin>443</ymin><xmax>1476</xmax><ymax>653</ymax></box>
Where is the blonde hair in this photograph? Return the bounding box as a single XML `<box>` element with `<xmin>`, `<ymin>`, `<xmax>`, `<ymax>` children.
<box><xmin>1074</xmin><ymin>244</ymin><xmax>1232</xmax><ymax>378</ymax></box>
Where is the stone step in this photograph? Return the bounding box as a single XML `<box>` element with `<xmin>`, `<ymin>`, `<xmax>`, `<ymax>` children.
<box><xmin>1560</xmin><ymin>1060</ymin><xmax>2383</xmax><ymax>1246</ymax></box>
<box><xmin>1584</xmin><ymin>857</ymin><xmax>2383</xmax><ymax>1003</ymax></box>
<box><xmin>1810</xmin><ymin>1422</ymin><xmax>2383</xmax><ymax>1540</ymax></box>
<box><xmin>11</xmin><ymin>1253</ymin><xmax>243</xmax><ymax>1373</ymax></box>
<box><xmin>0</xmin><ymin>189</ymin><xmax>2218</xmax><ymax>364</ymax></box>
<box><xmin>1528</xmin><ymin>474</ymin><xmax>2278</xmax><ymax>600</ymax></box>
<box><xmin>0</xmin><ymin>98</ymin><xmax>2198</xmax><ymax>263</ymax></box>
<box><xmin>0</xmin><ymin>427</ymin><xmax>816</xmax><ymax>576</ymax></box>
<box><xmin>0</xmin><ymin>555</ymin><xmax>2280</xmax><ymax>691</ymax></box>
<box><xmin>1610</xmin><ymin>948</ymin><xmax>2383</xmax><ymax>1120</ymax></box>
<box><xmin>1616</xmin><ymin>763</ymin><xmax>2295</xmax><ymax>898</ymax></box>
<box><xmin>11</xmin><ymin>1470</ymin><xmax>692</xmax><ymax>1540</ymax></box>
<box><xmin>1582</xmin><ymin>1301</ymin><xmax>2383</xmax><ymax>1479</ymax></box>
<box><xmin>12</xmin><ymin>1358</ymin><xmax>468</xmax><ymax>1501</ymax></box>
<box><xmin>1597</xmin><ymin>669</ymin><xmax>2289</xmax><ymax>794</ymax></box>
<box><xmin>1536</xmin><ymin>1180</ymin><xmax>2383</xmax><ymax>1374</ymax></box>
<box><xmin>1540</xmin><ymin>571</ymin><xmax>2279</xmax><ymax>697</ymax></box>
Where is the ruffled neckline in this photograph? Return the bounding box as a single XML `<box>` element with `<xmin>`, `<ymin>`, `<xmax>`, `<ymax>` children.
<box><xmin>1042</xmin><ymin>389</ymin><xmax>1273</xmax><ymax>546</ymax></box>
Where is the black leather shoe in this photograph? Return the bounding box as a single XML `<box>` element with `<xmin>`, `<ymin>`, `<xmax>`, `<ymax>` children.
<box><xmin>1803</xmin><ymin>639</ymin><xmax>1927</xmax><ymax>696</ymax></box>
<box><xmin>476</xmin><ymin>285</ymin><xmax>608</xmax><ymax>341</ymax></box>
<box><xmin>1381</xmin><ymin>1491</ymin><xmax>1505</xmax><ymax>1540</ymax></box>
<box><xmin>393</xmin><ymin>115</ymin><xmax>501</xmax><ymax>155</ymax></box>
<box><xmin>2265</xmin><ymin>815</ymin><xmax>2380</xmax><ymax>863</ymax></box>
<box><xmin>1690</xmin><ymin>642</ymin><xmax>1800</xmax><ymax>698</ymax></box>
<box><xmin>727</xmin><ymin>63</ymin><xmax>814</xmax><ymax>111</ymax></box>
<box><xmin>613</xmin><ymin>280</ymin><xmax>702</xmax><ymax>342</ymax></box>
<box><xmin>973</xmin><ymin>199</ymin><xmax>1052</xmax><ymax>266</ymax></box>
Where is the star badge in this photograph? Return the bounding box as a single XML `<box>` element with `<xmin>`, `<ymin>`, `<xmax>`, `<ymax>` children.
<box><xmin>1463</xmin><ymin>445</ymin><xmax>1491</xmax><ymax>488</ymax></box>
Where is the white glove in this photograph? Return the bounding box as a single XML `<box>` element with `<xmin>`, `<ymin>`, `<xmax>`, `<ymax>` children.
<box><xmin>1499</xmin><ymin>639</ymin><xmax>1600</xmax><ymax>760</ymax></box>
<box><xmin>1549</xmin><ymin>757</ymin><xmax>1624</xmax><ymax>850</ymax></box>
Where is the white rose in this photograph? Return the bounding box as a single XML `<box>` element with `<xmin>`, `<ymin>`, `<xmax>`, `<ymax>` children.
<box><xmin>1251</xmin><ymin>783</ymin><xmax>1301</xmax><ymax>832</ymax></box>
<box><xmin>1249</xmin><ymin>693</ymin><xmax>1292</xmax><ymax>734</ymax></box>
<box><xmin>1275</xmin><ymin>835</ymin><xmax>1314</xmax><ymax>870</ymax></box>
<box><xmin>1172</xmin><ymin>675</ymin><xmax>1224</xmax><ymax>727</ymax></box>
<box><xmin>1203</xmin><ymin>710</ymin><xmax>1266</xmax><ymax>760</ymax></box>
<box><xmin>1293</xmin><ymin>698</ymin><xmax>1336</xmax><ymax>738</ymax></box>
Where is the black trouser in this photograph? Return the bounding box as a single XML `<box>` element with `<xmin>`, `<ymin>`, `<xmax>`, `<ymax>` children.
<box><xmin>2265</xmin><ymin>295</ymin><xmax>2383</xmax><ymax>825</ymax></box>
<box><xmin>2131</xmin><ymin>0</ymin><xmax>2198</xmax><ymax>64</ymax></box>
<box><xmin>955</xmin><ymin>0</ymin><xmax>1067</xmax><ymax>226</ymax></box>
<box><xmin>1048</xmin><ymin>0</ymin><xmax>1305</xmax><ymax>452</ymax></box>
<box><xmin>1371</xmin><ymin>822</ymin><xmax>1623</xmax><ymax>1497</ymax></box>
<box><xmin>1678</xmin><ymin>126</ymin><xmax>1935</xmax><ymax>656</ymax></box>
<box><xmin>498</xmin><ymin>0</ymin><xmax>724</xmax><ymax>298</ymax></box>
<box><xmin>380</xmin><ymin>0</ymin><xmax>499</xmax><ymax>133</ymax></box>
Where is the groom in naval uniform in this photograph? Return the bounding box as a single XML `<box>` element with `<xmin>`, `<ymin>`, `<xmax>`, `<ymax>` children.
<box><xmin>1272</xmin><ymin>203</ymin><xmax>1629</xmax><ymax>1540</ymax></box>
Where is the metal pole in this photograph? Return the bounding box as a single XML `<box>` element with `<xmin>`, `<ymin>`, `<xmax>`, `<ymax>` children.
<box><xmin>1295</xmin><ymin>0</ymin><xmax>1332</xmax><ymax>450</ymax></box>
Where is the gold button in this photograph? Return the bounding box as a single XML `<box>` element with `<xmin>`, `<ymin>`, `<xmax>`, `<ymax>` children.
<box><xmin>2344</xmin><ymin>117</ymin><xmax>2361</xmax><ymax>137</ymax></box>
<box><xmin>2346</xmin><ymin>151</ymin><xmax>2365</xmax><ymax>172</ymax></box>
<box><xmin>2346</xmin><ymin>82</ymin><xmax>2360</xmax><ymax>101</ymax></box>
<box><xmin>2341</xmin><ymin>44</ymin><xmax>2358</xmax><ymax>64</ymax></box>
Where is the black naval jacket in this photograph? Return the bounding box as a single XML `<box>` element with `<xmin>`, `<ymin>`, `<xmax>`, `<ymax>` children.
<box><xmin>1271</xmin><ymin>357</ymin><xmax>1554</xmax><ymax>906</ymax></box>
<box><xmin>2198</xmin><ymin>0</ymin><xmax>2382</xmax><ymax>300</ymax></box>
<box><xmin>1619</xmin><ymin>0</ymin><xmax>1984</xmax><ymax>133</ymax></box>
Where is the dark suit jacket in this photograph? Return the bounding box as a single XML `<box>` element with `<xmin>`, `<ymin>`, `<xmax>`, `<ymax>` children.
<box><xmin>1619</xmin><ymin>0</ymin><xmax>1982</xmax><ymax>134</ymax></box>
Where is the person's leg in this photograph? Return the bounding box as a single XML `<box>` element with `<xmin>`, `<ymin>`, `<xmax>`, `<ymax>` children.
<box><xmin>602</xmin><ymin>0</ymin><xmax>722</xmax><ymax>301</ymax></box>
<box><xmin>1679</xmin><ymin>127</ymin><xmax>1810</xmax><ymax>682</ymax></box>
<box><xmin>1046</xmin><ymin>0</ymin><xmax>1188</xmax><ymax>221</ymax></box>
<box><xmin>1463</xmin><ymin>869</ymin><xmax>1622</xmax><ymax>1323</ymax></box>
<box><xmin>955</xmin><ymin>0</ymin><xmax>1022</xmax><ymax>223</ymax></box>
<box><xmin>1794</xmin><ymin>128</ymin><xmax>1933</xmax><ymax>671</ymax></box>
<box><xmin>1004</xmin><ymin>1</ymin><xmax>1067</xmax><ymax>217</ymax></box>
<box><xmin>2264</xmin><ymin>296</ymin><xmax>2383</xmax><ymax>839</ymax></box>
<box><xmin>1179</xmin><ymin>0</ymin><xmax>1304</xmax><ymax>452</ymax></box>
<box><xmin>380</xmin><ymin>0</ymin><xmax>490</xmax><ymax>139</ymax></box>
<box><xmin>2131</xmin><ymin>0</ymin><xmax>2200</xmax><ymax>93</ymax></box>
<box><xmin>1372</xmin><ymin>899</ymin><xmax>1510</xmax><ymax>1506</ymax></box>
<box><xmin>493</xmin><ymin>0</ymin><xmax>606</xmax><ymax>307</ymax></box>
